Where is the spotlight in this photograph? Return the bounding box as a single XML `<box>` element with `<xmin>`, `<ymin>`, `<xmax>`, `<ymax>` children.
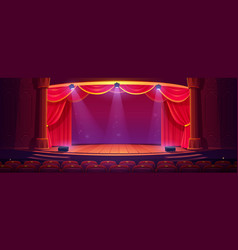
<box><xmin>58</xmin><ymin>146</ymin><xmax>69</xmax><ymax>152</ymax></box>
<box><xmin>156</xmin><ymin>84</ymin><xmax>161</xmax><ymax>90</ymax></box>
<box><xmin>114</xmin><ymin>82</ymin><xmax>120</xmax><ymax>88</ymax></box>
<box><xmin>165</xmin><ymin>146</ymin><xmax>176</xmax><ymax>152</ymax></box>
<box><xmin>69</xmin><ymin>84</ymin><xmax>75</xmax><ymax>90</ymax></box>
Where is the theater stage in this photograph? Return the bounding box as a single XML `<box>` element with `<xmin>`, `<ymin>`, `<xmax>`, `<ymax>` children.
<box><xmin>37</xmin><ymin>144</ymin><xmax>189</xmax><ymax>156</ymax></box>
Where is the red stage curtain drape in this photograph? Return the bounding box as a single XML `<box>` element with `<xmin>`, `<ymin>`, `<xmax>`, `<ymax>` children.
<box><xmin>120</xmin><ymin>85</ymin><xmax>154</xmax><ymax>95</ymax></box>
<box><xmin>47</xmin><ymin>84</ymin><xmax>190</xmax><ymax>148</ymax></box>
<box><xmin>161</xmin><ymin>101</ymin><xmax>184</xmax><ymax>147</ymax></box>
<box><xmin>79</xmin><ymin>85</ymin><xmax>114</xmax><ymax>95</ymax></box>
<box><xmin>48</xmin><ymin>100</ymin><xmax>72</xmax><ymax>147</ymax></box>
<box><xmin>47</xmin><ymin>86</ymin><xmax>87</xmax><ymax>147</ymax></box>
<box><xmin>146</xmin><ymin>86</ymin><xmax>190</xmax><ymax>148</ymax></box>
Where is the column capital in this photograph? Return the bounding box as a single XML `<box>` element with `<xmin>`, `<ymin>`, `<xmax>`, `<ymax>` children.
<box><xmin>37</xmin><ymin>78</ymin><xmax>50</xmax><ymax>88</ymax></box>
<box><xmin>187</xmin><ymin>78</ymin><xmax>200</xmax><ymax>88</ymax></box>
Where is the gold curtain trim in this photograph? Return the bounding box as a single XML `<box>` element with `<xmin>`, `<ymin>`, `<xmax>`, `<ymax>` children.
<box><xmin>120</xmin><ymin>85</ymin><xmax>155</xmax><ymax>95</ymax></box>
<box><xmin>48</xmin><ymin>89</ymin><xmax>75</xmax><ymax>103</ymax></box>
<box><xmin>159</xmin><ymin>89</ymin><xmax>190</xmax><ymax>103</ymax></box>
<box><xmin>78</xmin><ymin>85</ymin><xmax>114</xmax><ymax>95</ymax></box>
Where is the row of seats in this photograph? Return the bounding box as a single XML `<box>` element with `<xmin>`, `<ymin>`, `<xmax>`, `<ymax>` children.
<box><xmin>0</xmin><ymin>160</ymin><xmax>236</xmax><ymax>168</ymax></box>
<box><xmin>0</xmin><ymin>160</ymin><xmax>237</xmax><ymax>173</ymax></box>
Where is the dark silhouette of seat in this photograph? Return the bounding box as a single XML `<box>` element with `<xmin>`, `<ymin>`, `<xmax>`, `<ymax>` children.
<box><xmin>132</xmin><ymin>165</ymin><xmax>154</xmax><ymax>173</ymax></box>
<box><xmin>195</xmin><ymin>161</ymin><xmax>212</xmax><ymax>168</ymax></box>
<box><xmin>214</xmin><ymin>161</ymin><xmax>231</xmax><ymax>168</ymax></box>
<box><xmin>5</xmin><ymin>161</ymin><xmax>21</xmax><ymax>169</ymax></box>
<box><xmin>203</xmin><ymin>165</ymin><xmax>223</xmax><ymax>173</ymax></box>
<box><xmin>180</xmin><ymin>165</ymin><xmax>201</xmax><ymax>173</ymax></box>
<box><xmin>81</xmin><ymin>161</ymin><xmax>98</xmax><ymax>169</ymax></box>
<box><xmin>39</xmin><ymin>165</ymin><xmax>60</xmax><ymax>172</ymax></box>
<box><xmin>62</xmin><ymin>165</ymin><xmax>84</xmax><ymax>173</ymax></box>
<box><xmin>138</xmin><ymin>161</ymin><xmax>155</xmax><ymax>168</ymax></box>
<box><xmin>119</xmin><ymin>161</ymin><xmax>136</xmax><ymax>169</ymax></box>
<box><xmin>86</xmin><ymin>165</ymin><xmax>107</xmax><ymax>173</ymax></box>
<box><xmin>16</xmin><ymin>165</ymin><xmax>37</xmax><ymax>172</ymax></box>
<box><xmin>176</xmin><ymin>161</ymin><xmax>193</xmax><ymax>168</ymax></box>
<box><xmin>109</xmin><ymin>165</ymin><xmax>130</xmax><ymax>173</ymax></box>
<box><xmin>43</xmin><ymin>161</ymin><xmax>60</xmax><ymax>167</ymax></box>
<box><xmin>100</xmin><ymin>161</ymin><xmax>117</xmax><ymax>168</ymax></box>
<box><xmin>157</xmin><ymin>161</ymin><xmax>175</xmax><ymax>167</ymax></box>
<box><xmin>225</xmin><ymin>165</ymin><xmax>237</xmax><ymax>173</ymax></box>
<box><xmin>0</xmin><ymin>165</ymin><xmax>14</xmax><ymax>172</ymax></box>
<box><xmin>62</xmin><ymin>161</ymin><xmax>79</xmax><ymax>168</ymax></box>
<box><xmin>156</xmin><ymin>165</ymin><xmax>178</xmax><ymax>173</ymax></box>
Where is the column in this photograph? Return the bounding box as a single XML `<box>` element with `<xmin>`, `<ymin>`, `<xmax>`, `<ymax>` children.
<box><xmin>35</xmin><ymin>78</ymin><xmax>50</xmax><ymax>149</ymax></box>
<box><xmin>187</xmin><ymin>77</ymin><xmax>202</xmax><ymax>150</ymax></box>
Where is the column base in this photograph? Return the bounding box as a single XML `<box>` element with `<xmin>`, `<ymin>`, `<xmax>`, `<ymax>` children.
<box><xmin>35</xmin><ymin>138</ymin><xmax>49</xmax><ymax>149</ymax></box>
<box><xmin>188</xmin><ymin>138</ymin><xmax>202</xmax><ymax>150</ymax></box>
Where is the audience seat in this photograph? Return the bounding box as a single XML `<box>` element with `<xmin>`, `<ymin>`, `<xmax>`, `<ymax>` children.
<box><xmin>157</xmin><ymin>161</ymin><xmax>174</xmax><ymax>167</ymax></box>
<box><xmin>43</xmin><ymin>161</ymin><xmax>60</xmax><ymax>167</ymax></box>
<box><xmin>138</xmin><ymin>161</ymin><xmax>155</xmax><ymax>168</ymax></box>
<box><xmin>81</xmin><ymin>161</ymin><xmax>98</xmax><ymax>169</ymax></box>
<box><xmin>5</xmin><ymin>161</ymin><xmax>21</xmax><ymax>169</ymax></box>
<box><xmin>133</xmin><ymin>165</ymin><xmax>154</xmax><ymax>173</ymax></box>
<box><xmin>195</xmin><ymin>161</ymin><xmax>212</xmax><ymax>168</ymax></box>
<box><xmin>226</xmin><ymin>165</ymin><xmax>237</xmax><ymax>173</ymax></box>
<box><xmin>0</xmin><ymin>165</ymin><xmax>14</xmax><ymax>172</ymax></box>
<box><xmin>61</xmin><ymin>161</ymin><xmax>79</xmax><ymax>168</ymax></box>
<box><xmin>119</xmin><ymin>161</ymin><xmax>136</xmax><ymax>169</ymax></box>
<box><xmin>203</xmin><ymin>165</ymin><xmax>223</xmax><ymax>173</ymax></box>
<box><xmin>176</xmin><ymin>161</ymin><xmax>193</xmax><ymax>168</ymax></box>
<box><xmin>156</xmin><ymin>165</ymin><xmax>178</xmax><ymax>173</ymax></box>
<box><xmin>215</xmin><ymin>161</ymin><xmax>231</xmax><ymax>168</ymax></box>
<box><xmin>180</xmin><ymin>165</ymin><xmax>201</xmax><ymax>173</ymax></box>
<box><xmin>24</xmin><ymin>161</ymin><xmax>41</xmax><ymax>169</ymax></box>
<box><xmin>16</xmin><ymin>165</ymin><xmax>37</xmax><ymax>172</ymax></box>
<box><xmin>100</xmin><ymin>161</ymin><xmax>117</xmax><ymax>168</ymax></box>
<box><xmin>62</xmin><ymin>165</ymin><xmax>84</xmax><ymax>173</ymax></box>
<box><xmin>86</xmin><ymin>165</ymin><xmax>107</xmax><ymax>173</ymax></box>
<box><xmin>39</xmin><ymin>165</ymin><xmax>60</xmax><ymax>172</ymax></box>
<box><xmin>109</xmin><ymin>165</ymin><xmax>130</xmax><ymax>173</ymax></box>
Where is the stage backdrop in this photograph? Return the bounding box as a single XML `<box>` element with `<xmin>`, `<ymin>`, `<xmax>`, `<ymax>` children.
<box><xmin>72</xmin><ymin>91</ymin><xmax>161</xmax><ymax>144</ymax></box>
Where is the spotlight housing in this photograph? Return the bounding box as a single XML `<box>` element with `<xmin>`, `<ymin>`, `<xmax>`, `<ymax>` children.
<box><xmin>69</xmin><ymin>84</ymin><xmax>75</xmax><ymax>90</ymax></box>
<box><xmin>156</xmin><ymin>84</ymin><xmax>161</xmax><ymax>90</ymax></box>
<box><xmin>114</xmin><ymin>82</ymin><xmax>120</xmax><ymax>88</ymax></box>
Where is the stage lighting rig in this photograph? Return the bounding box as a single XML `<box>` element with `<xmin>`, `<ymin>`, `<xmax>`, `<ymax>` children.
<box><xmin>156</xmin><ymin>84</ymin><xmax>161</xmax><ymax>90</ymax></box>
<box><xmin>114</xmin><ymin>82</ymin><xmax>120</xmax><ymax>88</ymax></box>
<box><xmin>69</xmin><ymin>84</ymin><xmax>75</xmax><ymax>90</ymax></box>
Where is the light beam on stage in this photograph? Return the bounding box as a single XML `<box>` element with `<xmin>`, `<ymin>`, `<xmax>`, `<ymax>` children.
<box><xmin>147</xmin><ymin>88</ymin><xmax>162</xmax><ymax>145</ymax></box>
<box><xmin>72</xmin><ymin>96</ymin><xmax>104</xmax><ymax>145</ymax></box>
<box><xmin>105</xmin><ymin>87</ymin><xmax>130</xmax><ymax>143</ymax></box>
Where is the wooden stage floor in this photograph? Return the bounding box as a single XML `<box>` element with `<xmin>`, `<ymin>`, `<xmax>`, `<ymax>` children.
<box><xmin>41</xmin><ymin>144</ymin><xmax>189</xmax><ymax>156</ymax></box>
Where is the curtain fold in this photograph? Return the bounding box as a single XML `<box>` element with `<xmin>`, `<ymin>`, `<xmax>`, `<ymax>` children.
<box><xmin>48</xmin><ymin>100</ymin><xmax>72</xmax><ymax>147</ymax></box>
<box><xmin>166</xmin><ymin>98</ymin><xmax>190</xmax><ymax>148</ymax></box>
<box><xmin>79</xmin><ymin>85</ymin><xmax>114</xmax><ymax>95</ymax></box>
<box><xmin>120</xmin><ymin>85</ymin><xmax>155</xmax><ymax>95</ymax></box>
<box><xmin>47</xmin><ymin>83</ymin><xmax>190</xmax><ymax>148</ymax></box>
<box><xmin>146</xmin><ymin>87</ymin><xmax>166</xmax><ymax>103</ymax></box>
<box><xmin>160</xmin><ymin>86</ymin><xmax>189</xmax><ymax>102</ymax></box>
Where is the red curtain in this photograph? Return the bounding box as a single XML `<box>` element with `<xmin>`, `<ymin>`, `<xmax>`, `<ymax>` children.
<box><xmin>79</xmin><ymin>85</ymin><xmax>114</xmax><ymax>94</ymax></box>
<box><xmin>47</xmin><ymin>84</ymin><xmax>190</xmax><ymax>148</ymax></box>
<box><xmin>47</xmin><ymin>86</ymin><xmax>87</xmax><ymax>147</ymax></box>
<box><xmin>120</xmin><ymin>85</ymin><xmax>154</xmax><ymax>95</ymax></box>
<box><xmin>161</xmin><ymin>101</ymin><xmax>184</xmax><ymax>146</ymax></box>
<box><xmin>48</xmin><ymin>101</ymin><xmax>72</xmax><ymax>147</ymax></box>
<box><xmin>146</xmin><ymin>87</ymin><xmax>166</xmax><ymax>103</ymax></box>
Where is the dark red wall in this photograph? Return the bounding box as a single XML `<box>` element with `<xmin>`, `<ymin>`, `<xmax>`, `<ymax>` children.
<box><xmin>0</xmin><ymin>78</ymin><xmax>38</xmax><ymax>148</ymax></box>
<box><xmin>199</xmin><ymin>78</ymin><xmax>237</xmax><ymax>148</ymax></box>
<box><xmin>0</xmin><ymin>78</ymin><xmax>236</xmax><ymax>149</ymax></box>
